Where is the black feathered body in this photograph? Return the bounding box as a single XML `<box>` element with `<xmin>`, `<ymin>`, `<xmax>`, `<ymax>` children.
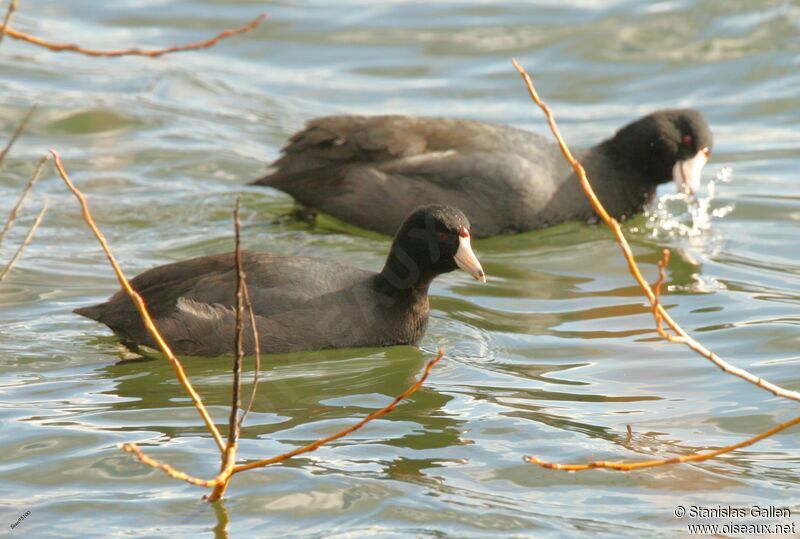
<box><xmin>76</xmin><ymin>251</ymin><xmax>430</xmax><ymax>356</ymax></box>
<box><xmin>256</xmin><ymin>116</ymin><xmax>658</xmax><ymax>237</ymax></box>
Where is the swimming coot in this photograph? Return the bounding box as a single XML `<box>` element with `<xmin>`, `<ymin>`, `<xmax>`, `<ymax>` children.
<box><xmin>75</xmin><ymin>205</ymin><xmax>485</xmax><ymax>356</ymax></box>
<box><xmin>254</xmin><ymin>109</ymin><xmax>712</xmax><ymax>237</ymax></box>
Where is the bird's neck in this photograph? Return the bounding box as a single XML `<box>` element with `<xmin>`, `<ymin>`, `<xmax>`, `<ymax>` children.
<box><xmin>376</xmin><ymin>267</ymin><xmax>435</xmax><ymax>298</ymax></box>
<box><xmin>583</xmin><ymin>140</ymin><xmax>658</xmax><ymax>218</ymax></box>
<box><xmin>378</xmin><ymin>243</ymin><xmax>437</xmax><ymax>294</ymax></box>
<box><xmin>596</xmin><ymin>135</ymin><xmax>659</xmax><ymax>186</ymax></box>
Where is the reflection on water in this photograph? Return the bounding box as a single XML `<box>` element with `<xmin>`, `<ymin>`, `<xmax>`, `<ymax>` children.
<box><xmin>94</xmin><ymin>347</ymin><xmax>465</xmax><ymax>458</ymax></box>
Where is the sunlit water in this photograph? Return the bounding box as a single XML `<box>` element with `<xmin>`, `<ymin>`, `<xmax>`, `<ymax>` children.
<box><xmin>1</xmin><ymin>1</ymin><xmax>800</xmax><ymax>538</ymax></box>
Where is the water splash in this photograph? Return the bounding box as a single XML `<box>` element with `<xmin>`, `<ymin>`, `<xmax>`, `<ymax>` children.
<box><xmin>634</xmin><ymin>167</ymin><xmax>734</xmax><ymax>293</ymax></box>
<box><xmin>644</xmin><ymin>167</ymin><xmax>734</xmax><ymax>239</ymax></box>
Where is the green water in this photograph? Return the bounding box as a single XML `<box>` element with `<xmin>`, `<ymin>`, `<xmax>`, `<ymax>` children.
<box><xmin>1</xmin><ymin>1</ymin><xmax>799</xmax><ymax>537</ymax></box>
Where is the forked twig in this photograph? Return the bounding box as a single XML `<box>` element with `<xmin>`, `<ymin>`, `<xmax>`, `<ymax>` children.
<box><xmin>512</xmin><ymin>59</ymin><xmax>800</xmax><ymax>471</ymax></box>
<box><xmin>51</xmin><ymin>150</ymin><xmax>226</xmax><ymax>453</ymax></box>
<box><xmin>121</xmin><ymin>349</ymin><xmax>445</xmax><ymax>495</ymax></box>
<box><xmin>0</xmin><ymin>202</ymin><xmax>46</xmax><ymax>283</ymax></box>
<box><xmin>651</xmin><ymin>249</ymin><xmax>686</xmax><ymax>343</ymax></box>
<box><xmin>55</xmin><ymin>157</ymin><xmax>444</xmax><ymax>499</ymax></box>
<box><xmin>0</xmin><ymin>155</ymin><xmax>48</xmax><ymax>245</ymax></box>
<box><xmin>0</xmin><ymin>13</ymin><xmax>266</xmax><ymax>58</ymax></box>
<box><xmin>511</xmin><ymin>58</ymin><xmax>800</xmax><ymax>403</ymax></box>
<box><xmin>525</xmin><ymin>413</ymin><xmax>800</xmax><ymax>471</ymax></box>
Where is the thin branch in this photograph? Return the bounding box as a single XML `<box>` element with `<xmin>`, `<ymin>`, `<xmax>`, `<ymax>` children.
<box><xmin>63</xmin><ymin>174</ymin><xmax>445</xmax><ymax>497</ymax></box>
<box><xmin>232</xmin><ymin>349</ymin><xmax>446</xmax><ymax>474</ymax></box>
<box><xmin>0</xmin><ymin>202</ymin><xmax>46</xmax><ymax>283</ymax></box>
<box><xmin>0</xmin><ymin>104</ymin><xmax>38</xmax><ymax>171</ymax></box>
<box><xmin>0</xmin><ymin>13</ymin><xmax>266</xmax><ymax>58</ymax></box>
<box><xmin>238</xmin><ymin>283</ymin><xmax>261</xmax><ymax>430</ymax></box>
<box><xmin>229</xmin><ymin>195</ymin><xmax>245</xmax><ymax>447</ymax></box>
<box><xmin>121</xmin><ymin>443</ymin><xmax>226</xmax><ymax>488</ymax></box>
<box><xmin>206</xmin><ymin>198</ymin><xmax>246</xmax><ymax>503</ymax></box>
<box><xmin>0</xmin><ymin>0</ymin><xmax>17</xmax><ymax>48</ymax></box>
<box><xmin>51</xmin><ymin>149</ymin><xmax>226</xmax><ymax>453</ymax></box>
<box><xmin>525</xmin><ymin>413</ymin><xmax>800</xmax><ymax>471</ymax></box>
<box><xmin>511</xmin><ymin>58</ymin><xmax>800</xmax><ymax>403</ymax></box>
<box><xmin>652</xmin><ymin>249</ymin><xmax>686</xmax><ymax>343</ymax></box>
<box><xmin>0</xmin><ymin>155</ymin><xmax>48</xmax><ymax>245</ymax></box>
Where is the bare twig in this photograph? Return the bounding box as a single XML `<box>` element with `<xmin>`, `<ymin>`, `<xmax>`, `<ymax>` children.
<box><xmin>0</xmin><ymin>104</ymin><xmax>37</xmax><ymax>171</ymax></box>
<box><xmin>57</xmin><ymin>154</ymin><xmax>446</xmax><ymax>499</ymax></box>
<box><xmin>238</xmin><ymin>284</ymin><xmax>261</xmax><ymax>430</ymax></box>
<box><xmin>511</xmin><ymin>58</ymin><xmax>800</xmax><ymax>403</ymax></box>
<box><xmin>525</xmin><ymin>413</ymin><xmax>800</xmax><ymax>471</ymax></box>
<box><xmin>0</xmin><ymin>13</ymin><xmax>266</xmax><ymax>58</ymax></box>
<box><xmin>232</xmin><ymin>349</ymin><xmax>446</xmax><ymax>474</ymax></box>
<box><xmin>206</xmin><ymin>197</ymin><xmax>246</xmax><ymax>502</ymax></box>
<box><xmin>121</xmin><ymin>443</ymin><xmax>227</xmax><ymax>488</ymax></box>
<box><xmin>51</xmin><ymin>150</ymin><xmax>226</xmax><ymax>453</ymax></box>
<box><xmin>229</xmin><ymin>195</ymin><xmax>245</xmax><ymax>446</ymax></box>
<box><xmin>0</xmin><ymin>155</ymin><xmax>48</xmax><ymax>245</ymax></box>
<box><xmin>0</xmin><ymin>201</ymin><xmax>45</xmax><ymax>283</ymax></box>
<box><xmin>652</xmin><ymin>249</ymin><xmax>686</xmax><ymax>343</ymax></box>
<box><xmin>0</xmin><ymin>0</ymin><xmax>17</xmax><ymax>48</ymax></box>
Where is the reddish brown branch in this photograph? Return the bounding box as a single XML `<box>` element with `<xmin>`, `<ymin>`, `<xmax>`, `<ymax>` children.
<box><xmin>232</xmin><ymin>349</ymin><xmax>446</xmax><ymax>474</ymax></box>
<box><xmin>0</xmin><ymin>13</ymin><xmax>266</xmax><ymax>58</ymax></box>
<box><xmin>121</xmin><ymin>443</ymin><xmax>226</xmax><ymax>488</ymax></box>
<box><xmin>229</xmin><ymin>195</ymin><xmax>245</xmax><ymax>446</ymax></box>
<box><xmin>525</xmin><ymin>413</ymin><xmax>800</xmax><ymax>471</ymax></box>
<box><xmin>207</xmin><ymin>197</ymin><xmax>246</xmax><ymax>502</ymax></box>
<box><xmin>51</xmin><ymin>150</ymin><xmax>226</xmax><ymax>452</ymax></box>
<box><xmin>651</xmin><ymin>249</ymin><xmax>687</xmax><ymax>343</ymax></box>
<box><xmin>55</xmin><ymin>152</ymin><xmax>445</xmax><ymax>498</ymax></box>
<box><xmin>511</xmin><ymin>58</ymin><xmax>800</xmax><ymax>403</ymax></box>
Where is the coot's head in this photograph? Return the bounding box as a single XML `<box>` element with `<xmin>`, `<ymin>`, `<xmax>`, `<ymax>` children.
<box><xmin>381</xmin><ymin>205</ymin><xmax>485</xmax><ymax>289</ymax></box>
<box><xmin>608</xmin><ymin>109</ymin><xmax>712</xmax><ymax>195</ymax></box>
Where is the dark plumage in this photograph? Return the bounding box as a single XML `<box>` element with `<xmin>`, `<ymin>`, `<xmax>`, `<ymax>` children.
<box><xmin>75</xmin><ymin>205</ymin><xmax>485</xmax><ymax>357</ymax></box>
<box><xmin>254</xmin><ymin>109</ymin><xmax>713</xmax><ymax>237</ymax></box>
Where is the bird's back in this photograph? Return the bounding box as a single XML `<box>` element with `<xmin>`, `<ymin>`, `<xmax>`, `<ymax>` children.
<box><xmin>257</xmin><ymin>115</ymin><xmax>576</xmax><ymax>236</ymax></box>
<box><xmin>75</xmin><ymin>251</ymin><xmax>406</xmax><ymax>356</ymax></box>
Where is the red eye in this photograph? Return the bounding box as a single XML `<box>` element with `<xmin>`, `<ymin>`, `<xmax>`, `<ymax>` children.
<box><xmin>682</xmin><ymin>134</ymin><xmax>692</xmax><ymax>147</ymax></box>
<box><xmin>438</xmin><ymin>232</ymin><xmax>447</xmax><ymax>241</ymax></box>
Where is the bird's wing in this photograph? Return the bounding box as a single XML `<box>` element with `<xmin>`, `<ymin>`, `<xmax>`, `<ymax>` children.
<box><xmin>77</xmin><ymin>252</ymin><xmax>372</xmax><ymax>348</ymax></box>
<box><xmin>255</xmin><ymin>116</ymin><xmax>561</xmax><ymax>235</ymax></box>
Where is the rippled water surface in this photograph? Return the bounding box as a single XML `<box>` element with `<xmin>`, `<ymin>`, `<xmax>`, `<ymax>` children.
<box><xmin>2</xmin><ymin>1</ymin><xmax>800</xmax><ymax>537</ymax></box>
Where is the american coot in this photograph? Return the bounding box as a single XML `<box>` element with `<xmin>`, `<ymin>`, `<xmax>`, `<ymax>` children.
<box><xmin>254</xmin><ymin>109</ymin><xmax>712</xmax><ymax>237</ymax></box>
<box><xmin>75</xmin><ymin>205</ymin><xmax>485</xmax><ymax>357</ymax></box>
